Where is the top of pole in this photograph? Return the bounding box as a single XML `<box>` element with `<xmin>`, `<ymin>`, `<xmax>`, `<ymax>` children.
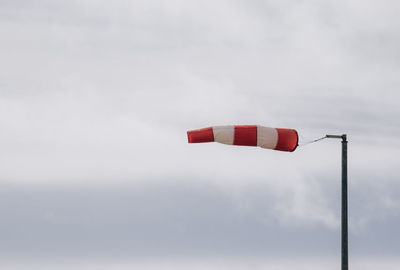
<box><xmin>326</xmin><ymin>134</ymin><xmax>347</xmax><ymax>142</ymax></box>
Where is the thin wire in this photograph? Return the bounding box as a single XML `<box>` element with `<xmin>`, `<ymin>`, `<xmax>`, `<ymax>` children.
<box><xmin>298</xmin><ymin>135</ymin><xmax>327</xmax><ymax>147</ymax></box>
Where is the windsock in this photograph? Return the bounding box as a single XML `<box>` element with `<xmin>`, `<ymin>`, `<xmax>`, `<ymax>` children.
<box><xmin>187</xmin><ymin>125</ymin><xmax>298</xmax><ymax>152</ymax></box>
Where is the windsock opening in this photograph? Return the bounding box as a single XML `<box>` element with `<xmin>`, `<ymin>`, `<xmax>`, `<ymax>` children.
<box><xmin>275</xmin><ymin>128</ymin><xmax>298</xmax><ymax>152</ymax></box>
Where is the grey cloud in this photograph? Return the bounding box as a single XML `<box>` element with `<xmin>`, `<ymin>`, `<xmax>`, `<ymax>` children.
<box><xmin>0</xmin><ymin>181</ymin><xmax>337</xmax><ymax>259</ymax></box>
<box><xmin>0</xmin><ymin>178</ymin><xmax>399</xmax><ymax>260</ymax></box>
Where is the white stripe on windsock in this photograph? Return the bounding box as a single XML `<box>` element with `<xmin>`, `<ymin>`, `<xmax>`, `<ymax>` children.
<box><xmin>257</xmin><ymin>125</ymin><xmax>278</xmax><ymax>149</ymax></box>
<box><xmin>212</xmin><ymin>126</ymin><xmax>234</xmax><ymax>145</ymax></box>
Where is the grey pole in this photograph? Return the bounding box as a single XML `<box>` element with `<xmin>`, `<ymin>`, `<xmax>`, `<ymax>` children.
<box><xmin>326</xmin><ymin>134</ymin><xmax>348</xmax><ymax>270</ymax></box>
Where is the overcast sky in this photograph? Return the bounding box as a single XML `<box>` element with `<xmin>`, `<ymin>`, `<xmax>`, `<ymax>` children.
<box><xmin>1</xmin><ymin>0</ymin><xmax>400</xmax><ymax>269</ymax></box>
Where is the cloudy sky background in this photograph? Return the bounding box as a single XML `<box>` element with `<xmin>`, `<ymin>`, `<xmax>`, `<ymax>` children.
<box><xmin>1</xmin><ymin>0</ymin><xmax>400</xmax><ymax>269</ymax></box>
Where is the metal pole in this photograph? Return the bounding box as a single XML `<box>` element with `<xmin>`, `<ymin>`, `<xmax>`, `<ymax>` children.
<box><xmin>341</xmin><ymin>135</ymin><xmax>348</xmax><ymax>270</ymax></box>
<box><xmin>326</xmin><ymin>134</ymin><xmax>348</xmax><ymax>270</ymax></box>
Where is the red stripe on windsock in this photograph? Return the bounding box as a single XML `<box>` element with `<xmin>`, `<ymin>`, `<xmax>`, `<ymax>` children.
<box><xmin>187</xmin><ymin>127</ymin><xmax>214</xmax><ymax>143</ymax></box>
<box><xmin>275</xmin><ymin>128</ymin><xmax>298</xmax><ymax>152</ymax></box>
<box><xmin>234</xmin><ymin>125</ymin><xmax>257</xmax><ymax>146</ymax></box>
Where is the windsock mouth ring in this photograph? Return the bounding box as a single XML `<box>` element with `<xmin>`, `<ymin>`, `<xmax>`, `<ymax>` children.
<box><xmin>275</xmin><ymin>128</ymin><xmax>299</xmax><ymax>152</ymax></box>
<box><xmin>291</xmin><ymin>130</ymin><xmax>299</xmax><ymax>152</ymax></box>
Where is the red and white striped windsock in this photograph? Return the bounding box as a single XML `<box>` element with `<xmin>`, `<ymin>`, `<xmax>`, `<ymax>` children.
<box><xmin>187</xmin><ymin>125</ymin><xmax>298</xmax><ymax>152</ymax></box>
